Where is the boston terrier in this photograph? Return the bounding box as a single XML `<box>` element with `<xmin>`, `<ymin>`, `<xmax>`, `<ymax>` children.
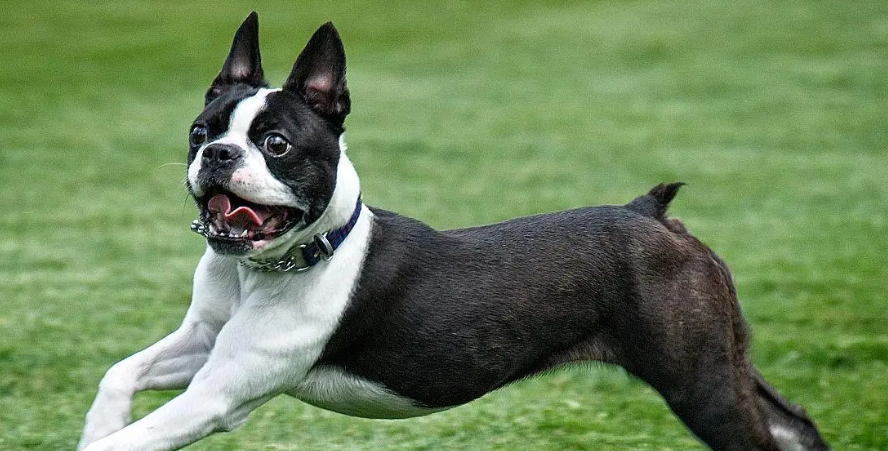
<box><xmin>78</xmin><ymin>12</ymin><xmax>830</xmax><ymax>451</ymax></box>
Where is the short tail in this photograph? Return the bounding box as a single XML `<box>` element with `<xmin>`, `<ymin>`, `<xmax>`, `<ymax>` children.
<box><xmin>625</xmin><ymin>182</ymin><xmax>686</xmax><ymax>229</ymax></box>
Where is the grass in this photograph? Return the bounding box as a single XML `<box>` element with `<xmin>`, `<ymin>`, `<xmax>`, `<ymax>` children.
<box><xmin>0</xmin><ymin>0</ymin><xmax>886</xmax><ymax>449</ymax></box>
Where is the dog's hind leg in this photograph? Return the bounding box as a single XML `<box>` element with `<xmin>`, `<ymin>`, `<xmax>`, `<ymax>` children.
<box><xmin>632</xmin><ymin>355</ymin><xmax>831</xmax><ymax>451</ymax></box>
<box><xmin>616</xmin><ymin>259</ymin><xmax>830</xmax><ymax>450</ymax></box>
<box><xmin>620</xmin><ymin>331</ymin><xmax>782</xmax><ymax>451</ymax></box>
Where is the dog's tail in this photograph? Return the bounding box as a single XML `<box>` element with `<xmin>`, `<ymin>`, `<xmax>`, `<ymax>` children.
<box><xmin>625</xmin><ymin>182</ymin><xmax>687</xmax><ymax>231</ymax></box>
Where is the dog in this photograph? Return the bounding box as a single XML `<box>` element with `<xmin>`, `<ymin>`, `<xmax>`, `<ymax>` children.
<box><xmin>78</xmin><ymin>12</ymin><xmax>831</xmax><ymax>451</ymax></box>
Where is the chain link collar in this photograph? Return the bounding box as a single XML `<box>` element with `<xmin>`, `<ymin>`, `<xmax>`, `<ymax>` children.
<box><xmin>239</xmin><ymin>232</ymin><xmax>335</xmax><ymax>272</ymax></box>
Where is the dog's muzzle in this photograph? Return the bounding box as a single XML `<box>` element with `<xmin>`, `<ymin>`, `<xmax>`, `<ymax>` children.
<box><xmin>190</xmin><ymin>188</ymin><xmax>304</xmax><ymax>253</ymax></box>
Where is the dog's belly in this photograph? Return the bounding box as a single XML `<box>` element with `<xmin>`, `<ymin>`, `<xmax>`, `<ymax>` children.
<box><xmin>288</xmin><ymin>365</ymin><xmax>450</xmax><ymax>419</ymax></box>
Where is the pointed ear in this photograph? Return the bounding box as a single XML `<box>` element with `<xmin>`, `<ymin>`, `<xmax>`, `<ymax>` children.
<box><xmin>206</xmin><ymin>12</ymin><xmax>266</xmax><ymax>105</ymax></box>
<box><xmin>283</xmin><ymin>22</ymin><xmax>351</xmax><ymax>124</ymax></box>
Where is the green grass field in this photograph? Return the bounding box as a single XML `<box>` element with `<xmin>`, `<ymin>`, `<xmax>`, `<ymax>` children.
<box><xmin>1</xmin><ymin>0</ymin><xmax>886</xmax><ymax>449</ymax></box>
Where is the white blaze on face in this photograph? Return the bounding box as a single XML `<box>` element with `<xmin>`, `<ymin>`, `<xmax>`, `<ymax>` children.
<box><xmin>188</xmin><ymin>88</ymin><xmax>304</xmax><ymax>210</ymax></box>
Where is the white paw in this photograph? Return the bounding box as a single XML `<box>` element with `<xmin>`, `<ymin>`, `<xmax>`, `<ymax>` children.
<box><xmin>78</xmin><ymin>414</ymin><xmax>129</xmax><ymax>451</ymax></box>
<box><xmin>79</xmin><ymin>437</ymin><xmax>115</xmax><ymax>451</ymax></box>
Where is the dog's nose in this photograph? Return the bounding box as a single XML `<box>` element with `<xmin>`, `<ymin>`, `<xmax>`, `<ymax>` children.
<box><xmin>201</xmin><ymin>144</ymin><xmax>243</xmax><ymax>167</ymax></box>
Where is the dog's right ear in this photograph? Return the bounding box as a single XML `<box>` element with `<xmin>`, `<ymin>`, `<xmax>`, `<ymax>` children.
<box><xmin>205</xmin><ymin>12</ymin><xmax>267</xmax><ymax>105</ymax></box>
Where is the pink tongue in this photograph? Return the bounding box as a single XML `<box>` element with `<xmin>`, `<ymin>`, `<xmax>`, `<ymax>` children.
<box><xmin>207</xmin><ymin>194</ymin><xmax>270</xmax><ymax>228</ymax></box>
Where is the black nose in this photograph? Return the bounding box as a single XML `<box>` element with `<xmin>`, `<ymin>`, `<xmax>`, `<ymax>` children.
<box><xmin>201</xmin><ymin>144</ymin><xmax>243</xmax><ymax>167</ymax></box>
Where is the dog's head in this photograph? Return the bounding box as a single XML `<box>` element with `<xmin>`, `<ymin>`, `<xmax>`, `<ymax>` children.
<box><xmin>186</xmin><ymin>12</ymin><xmax>351</xmax><ymax>256</ymax></box>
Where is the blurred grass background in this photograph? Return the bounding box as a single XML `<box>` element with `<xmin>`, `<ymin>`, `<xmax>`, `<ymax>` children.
<box><xmin>0</xmin><ymin>0</ymin><xmax>886</xmax><ymax>449</ymax></box>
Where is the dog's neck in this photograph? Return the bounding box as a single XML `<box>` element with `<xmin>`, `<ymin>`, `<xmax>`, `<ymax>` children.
<box><xmin>237</xmin><ymin>137</ymin><xmax>363</xmax><ymax>267</ymax></box>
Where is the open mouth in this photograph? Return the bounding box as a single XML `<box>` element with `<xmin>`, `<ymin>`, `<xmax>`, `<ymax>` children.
<box><xmin>194</xmin><ymin>188</ymin><xmax>302</xmax><ymax>246</ymax></box>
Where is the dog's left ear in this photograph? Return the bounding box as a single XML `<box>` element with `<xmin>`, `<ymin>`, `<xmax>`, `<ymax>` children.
<box><xmin>284</xmin><ymin>22</ymin><xmax>351</xmax><ymax>125</ymax></box>
<box><xmin>206</xmin><ymin>12</ymin><xmax>267</xmax><ymax>105</ymax></box>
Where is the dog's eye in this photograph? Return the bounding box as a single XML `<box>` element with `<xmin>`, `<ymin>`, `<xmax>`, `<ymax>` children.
<box><xmin>190</xmin><ymin>125</ymin><xmax>208</xmax><ymax>147</ymax></box>
<box><xmin>263</xmin><ymin>134</ymin><xmax>292</xmax><ymax>156</ymax></box>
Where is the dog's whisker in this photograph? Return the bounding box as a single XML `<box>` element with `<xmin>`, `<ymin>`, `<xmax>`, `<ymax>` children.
<box><xmin>156</xmin><ymin>162</ymin><xmax>188</xmax><ymax>169</ymax></box>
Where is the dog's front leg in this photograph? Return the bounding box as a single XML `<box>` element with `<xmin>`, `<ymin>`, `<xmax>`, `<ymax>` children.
<box><xmin>80</xmin><ymin>304</ymin><xmax>321</xmax><ymax>451</ymax></box>
<box><xmin>77</xmin><ymin>320</ymin><xmax>219</xmax><ymax>450</ymax></box>
<box><xmin>79</xmin><ymin>250</ymin><xmax>237</xmax><ymax>450</ymax></box>
<box><xmin>80</xmin><ymin>368</ymin><xmax>273</xmax><ymax>451</ymax></box>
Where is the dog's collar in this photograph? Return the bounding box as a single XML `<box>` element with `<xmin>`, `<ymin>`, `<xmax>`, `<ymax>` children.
<box><xmin>239</xmin><ymin>196</ymin><xmax>363</xmax><ymax>272</ymax></box>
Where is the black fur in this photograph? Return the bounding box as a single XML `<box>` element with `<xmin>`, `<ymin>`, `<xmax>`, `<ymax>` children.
<box><xmin>206</xmin><ymin>11</ymin><xmax>267</xmax><ymax>105</ymax></box>
<box><xmin>320</xmin><ymin>203</ymin><xmax>660</xmax><ymax>406</ymax></box>
<box><xmin>284</xmin><ymin>22</ymin><xmax>351</xmax><ymax>128</ymax></box>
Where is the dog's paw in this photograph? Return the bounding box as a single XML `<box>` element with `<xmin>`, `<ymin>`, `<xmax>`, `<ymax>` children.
<box><xmin>79</xmin><ymin>437</ymin><xmax>115</xmax><ymax>451</ymax></box>
<box><xmin>77</xmin><ymin>415</ymin><xmax>128</xmax><ymax>451</ymax></box>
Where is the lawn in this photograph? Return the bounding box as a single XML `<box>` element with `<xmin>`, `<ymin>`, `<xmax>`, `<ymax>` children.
<box><xmin>0</xmin><ymin>0</ymin><xmax>886</xmax><ymax>449</ymax></box>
